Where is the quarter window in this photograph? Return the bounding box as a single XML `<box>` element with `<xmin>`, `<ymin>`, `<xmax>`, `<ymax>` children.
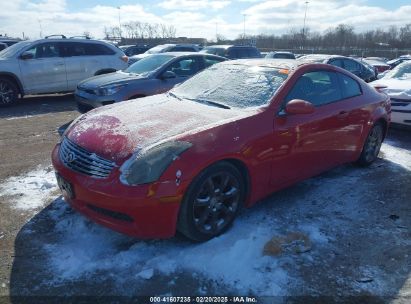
<box><xmin>339</xmin><ymin>74</ymin><xmax>362</xmax><ymax>99</ymax></box>
<box><xmin>164</xmin><ymin>57</ymin><xmax>201</xmax><ymax>77</ymax></box>
<box><xmin>204</xmin><ymin>56</ymin><xmax>225</xmax><ymax>67</ymax></box>
<box><xmin>285</xmin><ymin>71</ymin><xmax>342</xmax><ymax>107</ymax></box>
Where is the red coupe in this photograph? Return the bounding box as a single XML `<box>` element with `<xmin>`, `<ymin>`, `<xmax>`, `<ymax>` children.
<box><xmin>52</xmin><ymin>59</ymin><xmax>391</xmax><ymax>241</ymax></box>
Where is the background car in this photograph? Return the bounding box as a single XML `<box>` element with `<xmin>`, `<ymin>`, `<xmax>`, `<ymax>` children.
<box><xmin>0</xmin><ymin>36</ymin><xmax>128</xmax><ymax>106</ymax></box>
<box><xmin>128</xmin><ymin>44</ymin><xmax>200</xmax><ymax>65</ymax></box>
<box><xmin>372</xmin><ymin>61</ymin><xmax>411</xmax><ymax>126</ymax></box>
<box><xmin>298</xmin><ymin>54</ymin><xmax>376</xmax><ymax>82</ymax></box>
<box><xmin>387</xmin><ymin>55</ymin><xmax>411</xmax><ymax>69</ymax></box>
<box><xmin>75</xmin><ymin>52</ymin><xmax>226</xmax><ymax>113</ymax></box>
<box><xmin>363</xmin><ymin>58</ymin><xmax>391</xmax><ymax>74</ymax></box>
<box><xmin>265</xmin><ymin>51</ymin><xmax>295</xmax><ymax>59</ymax></box>
<box><xmin>119</xmin><ymin>44</ymin><xmax>150</xmax><ymax>57</ymax></box>
<box><xmin>53</xmin><ymin>59</ymin><xmax>390</xmax><ymax>242</ymax></box>
<box><xmin>200</xmin><ymin>45</ymin><xmax>261</xmax><ymax>59</ymax></box>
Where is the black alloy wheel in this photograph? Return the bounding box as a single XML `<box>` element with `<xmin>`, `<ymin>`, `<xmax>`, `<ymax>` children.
<box><xmin>356</xmin><ymin>123</ymin><xmax>384</xmax><ymax>166</ymax></box>
<box><xmin>0</xmin><ymin>78</ymin><xmax>19</xmax><ymax>106</ymax></box>
<box><xmin>178</xmin><ymin>162</ymin><xmax>245</xmax><ymax>241</ymax></box>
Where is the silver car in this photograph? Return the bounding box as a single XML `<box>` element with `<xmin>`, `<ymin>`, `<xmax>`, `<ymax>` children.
<box><xmin>0</xmin><ymin>36</ymin><xmax>128</xmax><ymax>106</ymax></box>
<box><xmin>75</xmin><ymin>52</ymin><xmax>226</xmax><ymax>113</ymax></box>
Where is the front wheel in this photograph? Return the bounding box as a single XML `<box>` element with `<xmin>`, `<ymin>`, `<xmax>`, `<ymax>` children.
<box><xmin>177</xmin><ymin>162</ymin><xmax>246</xmax><ymax>242</ymax></box>
<box><xmin>356</xmin><ymin>123</ymin><xmax>384</xmax><ymax>166</ymax></box>
<box><xmin>0</xmin><ymin>77</ymin><xmax>19</xmax><ymax>106</ymax></box>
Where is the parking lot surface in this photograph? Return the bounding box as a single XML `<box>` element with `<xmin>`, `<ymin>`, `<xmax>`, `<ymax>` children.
<box><xmin>0</xmin><ymin>95</ymin><xmax>410</xmax><ymax>303</ymax></box>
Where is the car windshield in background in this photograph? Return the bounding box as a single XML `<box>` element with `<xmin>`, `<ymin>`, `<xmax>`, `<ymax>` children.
<box><xmin>385</xmin><ymin>63</ymin><xmax>411</xmax><ymax>79</ymax></box>
<box><xmin>145</xmin><ymin>45</ymin><xmax>170</xmax><ymax>54</ymax></box>
<box><xmin>0</xmin><ymin>40</ymin><xmax>30</xmax><ymax>58</ymax></box>
<box><xmin>125</xmin><ymin>54</ymin><xmax>174</xmax><ymax>75</ymax></box>
<box><xmin>171</xmin><ymin>63</ymin><xmax>289</xmax><ymax>108</ymax></box>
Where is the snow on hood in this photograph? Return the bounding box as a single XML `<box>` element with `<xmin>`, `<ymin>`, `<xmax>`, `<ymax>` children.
<box><xmin>373</xmin><ymin>78</ymin><xmax>411</xmax><ymax>99</ymax></box>
<box><xmin>66</xmin><ymin>94</ymin><xmax>246</xmax><ymax>163</ymax></box>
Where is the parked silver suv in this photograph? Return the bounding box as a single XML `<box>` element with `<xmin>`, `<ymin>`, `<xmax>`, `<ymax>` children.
<box><xmin>0</xmin><ymin>36</ymin><xmax>128</xmax><ymax>106</ymax></box>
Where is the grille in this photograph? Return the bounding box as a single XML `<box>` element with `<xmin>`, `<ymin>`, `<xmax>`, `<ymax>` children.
<box><xmin>59</xmin><ymin>137</ymin><xmax>116</xmax><ymax>178</ymax></box>
<box><xmin>390</xmin><ymin>98</ymin><xmax>411</xmax><ymax>107</ymax></box>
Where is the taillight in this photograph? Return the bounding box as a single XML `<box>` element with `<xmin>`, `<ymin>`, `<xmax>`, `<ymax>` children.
<box><xmin>120</xmin><ymin>55</ymin><xmax>128</xmax><ymax>63</ymax></box>
<box><xmin>373</xmin><ymin>84</ymin><xmax>387</xmax><ymax>93</ymax></box>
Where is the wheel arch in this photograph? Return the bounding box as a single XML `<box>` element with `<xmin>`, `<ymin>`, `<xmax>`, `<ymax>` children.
<box><xmin>0</xmin><ymin>72</ymin><xmax>24</xmax><ymax>96</ymax></box>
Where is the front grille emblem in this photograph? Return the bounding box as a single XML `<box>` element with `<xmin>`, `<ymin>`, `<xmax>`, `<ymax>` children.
<box><xmin>66</xmin><ymin>151</ymin><xmax>76</xmax><ymax>163</ymax></box>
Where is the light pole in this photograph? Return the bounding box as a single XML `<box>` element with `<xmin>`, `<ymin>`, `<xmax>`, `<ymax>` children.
<box><xmin>38</xmin><ymin>19</ymin><xmax>43</xmax><ymax>38</ymax></box>
<box><xmin>117</xmin><ymin>6</ymin><xmax>122</xmax><ymax>40</ymax></box>
<box><xmin>302</xmin><ymin>1</ymin><xmax>309</xmax><ymax>50</ymax></box>
<box><xmin>215</xmin><ymin>22</ymin><xmax>218</xmax><ymax>42</ymax></box>
<box><xmin>242</xmin><ymin>14</ymin><xmax>247</xmax><ymax>44</ymax></box>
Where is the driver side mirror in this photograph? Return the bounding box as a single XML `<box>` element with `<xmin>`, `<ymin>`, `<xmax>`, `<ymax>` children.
<box><xmin>160</xmin><ymin>71</ymin><xmax>177</xmax><ymax>80</ymax></box>
<box><xmin>20</xmin><ymin>51</ymin><xmax>34</xmax><ymax>60</ymax></box>
<box><xmin>283</xmin><ymin>99</ymin><xmax>315</xmax><ymax>115</ymax></box>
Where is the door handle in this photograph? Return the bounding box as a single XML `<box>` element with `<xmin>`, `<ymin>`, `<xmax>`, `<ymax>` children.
<box><xmin>54</xmin><ymin>62</ymin><xmax>65</xmax><ymax>66</ymax></box>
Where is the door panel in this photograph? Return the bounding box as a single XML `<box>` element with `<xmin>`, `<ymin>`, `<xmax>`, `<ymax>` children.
<box><xmin>270</xmin><ymin>70</ymin><xmax>362</xmax><ymax>187</ymax></box>
<box><xmin>18</xmin><ymin>42</ymin><xmax>67</xmax><ymax>94</ymax></box>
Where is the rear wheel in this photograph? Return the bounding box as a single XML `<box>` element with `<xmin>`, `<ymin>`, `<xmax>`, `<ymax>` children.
<box><xmin>178</xmin><ymin>162</ymin><xmax>246</xmax><ymax>241</ymax></box>
<box><xmin>356</xmin><ymin>123</ymin><xmax>384</xmax><ymax>166</ymax></box>
<box><xmin>0</xmin><ymin>77</ymin><xmax>19</xmax><ymax>106</ymax></box>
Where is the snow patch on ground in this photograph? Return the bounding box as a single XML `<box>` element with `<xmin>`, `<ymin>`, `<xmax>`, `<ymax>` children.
<box><xmin>0</xmin><ymin>166</ymin><xmax>58</xmax><ymax>210</ymax></box>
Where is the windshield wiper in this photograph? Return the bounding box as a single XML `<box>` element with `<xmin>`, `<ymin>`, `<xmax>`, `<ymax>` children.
<box><xmin>168</xmin><ymin>92</ymin><xmax>182</xmax><ymax>101</ymax></box>
<box><xmin>185</xmin><ymin>97</ymin><xmax>231</xmax><ymax>109</ymax></box>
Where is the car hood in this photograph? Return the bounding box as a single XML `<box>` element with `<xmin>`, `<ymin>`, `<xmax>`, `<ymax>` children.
<box><xmin>77</xmin><ymin>71</ymin><xmax>147</xmax><ymax>89</ymax></box>
<box><xmin>374</xmin><ymin>78</ymin><xmax>411</xmax><ymax>100</ymax></box>
<box><xmin>66</xmin><ymin>94</ymin><xmax>247</xmax><ymax>163</ymax></box>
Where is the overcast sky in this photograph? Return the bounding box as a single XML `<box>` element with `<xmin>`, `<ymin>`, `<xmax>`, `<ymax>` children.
<box><xmin>1</xmin><ymin>0</ymin><xmax>411</xmax><ymax>40</ymax></box>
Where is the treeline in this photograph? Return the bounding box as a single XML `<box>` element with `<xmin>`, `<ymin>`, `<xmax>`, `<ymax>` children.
<box><xmin>238</xmin><ymin>24</ymin><xmax>411</xmax><ymax>52</ymax></box>
<box><xmin>104</xmin><ymin>22</ymin><xmax>176</xmax><ymax>41</ymax></box>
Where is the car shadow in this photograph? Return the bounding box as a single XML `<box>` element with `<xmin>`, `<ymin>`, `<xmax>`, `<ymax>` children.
<box><xmin>0</xmin><ymin>94</ymin><xmax>77</xmax><ymax>119</ymax></box>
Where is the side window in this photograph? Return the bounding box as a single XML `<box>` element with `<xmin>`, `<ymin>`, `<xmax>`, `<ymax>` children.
<box><xmin>227</xmin><ymin>48</ymin><xmax>238</xmax><ymax>58</ymax></box>
<box><xmin>330</xmin><ymin>59</ymin><xmax>344</xmax><ymax>68</ymax></box>
<box><xmin>85</xmin><ymin>43</ymin><xmax>115</xmax><ymax>55</ymax></box>
<box><xmin>204</xmin><ymin>56</ymin><xmax>225</xmax><ymax>67</ymax></box>
<box><xmin>164</xmin><ymin>57</ymin><xmax>201</xmax><ymax>77</ymax></box>
<box><xmin>343</xmin><ymin>59</ymin><xmax>361</xmax><ymax>74</ymax></box>
<box><xmin>339</xmin><ymin>73</ymin><xmax>362</xmax><ymax>99</ymax></box>
<box><xmin>171</xmin><ymin>46</ymin><xmax>196</xmax><ymax>52</ymax></box>
<box><xmin>65</xmin><ymin>43</ymin><xmax>87</xmax><ymax>56</ymax></box>
<box><xmin>247</xmin><ymin>48</ymin><xmax>260</xmax><ymax>58</ymax></box>
<box><xmin>285</xmin><ymin>71</ymin><xmax>343</xmax><ymax>107</ymax></box>
<box><xmin>25</xmin><ymin>43</ymin><xmax>61</xmax><ymax>59</ymax></box>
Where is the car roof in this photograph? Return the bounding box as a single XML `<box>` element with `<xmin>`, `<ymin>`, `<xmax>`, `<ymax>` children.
<box><xmin>150</xmin><ymin>52</ymin><xmax>226</xmax><ymax>59</ymax></box>
<box><xmin>204</xmin><ymin>45</ymin><xmax>257</xmax><ymax>49</ymax></box>
<box><xmin>221</xmin><ymin>58</ymin><xmax>301</xmax><ymax>70</ymax></box>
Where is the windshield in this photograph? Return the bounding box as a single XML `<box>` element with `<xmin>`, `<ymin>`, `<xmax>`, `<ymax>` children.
<box><xmin>384</xmin><ymin>62</ymin><xmax>411</xmax><ymax>80</ymax></box>
<box><xmin>125</xmin><ymin>54</ymin><xmax>174</xmax><ymax>75</ymax></box>
<box><xmin>0</xmin><ymin>41</ymin><xmax>31</xmax><ymax>58</ymax></box>
<box><xmin>145</xmin><ymin>45</ymin><xmax>171</xmax><ymax>54</ymax></box>
<box><xmin>171</xmin><ymin>63</ymin><xmax>289</xmax><ymax>108</ymax></box>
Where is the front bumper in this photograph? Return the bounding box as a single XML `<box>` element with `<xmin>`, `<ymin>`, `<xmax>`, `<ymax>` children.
<box><xmin>390</xmin><ymin>98</ymin><xmax>411</xmax><ymax>126</ymax></box>
<box><xmin>51</xmin><ymin>144</ymin><xmax>189</xmax><ymax>238</ymax></box>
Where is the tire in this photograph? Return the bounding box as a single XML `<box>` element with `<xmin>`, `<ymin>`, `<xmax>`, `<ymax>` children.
<box><xmin>177</xmin><ymin>161</ymin><xmax>246</xmax><ymax>242</ymax></box>
<box><xmin>0</xmin><ymin>77</ymin><xmax>19</xmax><ymax>106</ymax></box>
<box><xmin>356</xmin><ymin>123</ymin><xmax>384</xmax><ymax>166</ymax></box>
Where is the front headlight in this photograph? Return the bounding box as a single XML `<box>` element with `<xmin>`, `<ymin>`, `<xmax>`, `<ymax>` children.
<box><xmin>97</xmin><ymin>84</ymin><xmax>127</xmax><ymax>96</ymax></box>
<box><xmin>119</xmin><ymin>141</ymin><xmax>192</xmax><ymax>186</ymax></box>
